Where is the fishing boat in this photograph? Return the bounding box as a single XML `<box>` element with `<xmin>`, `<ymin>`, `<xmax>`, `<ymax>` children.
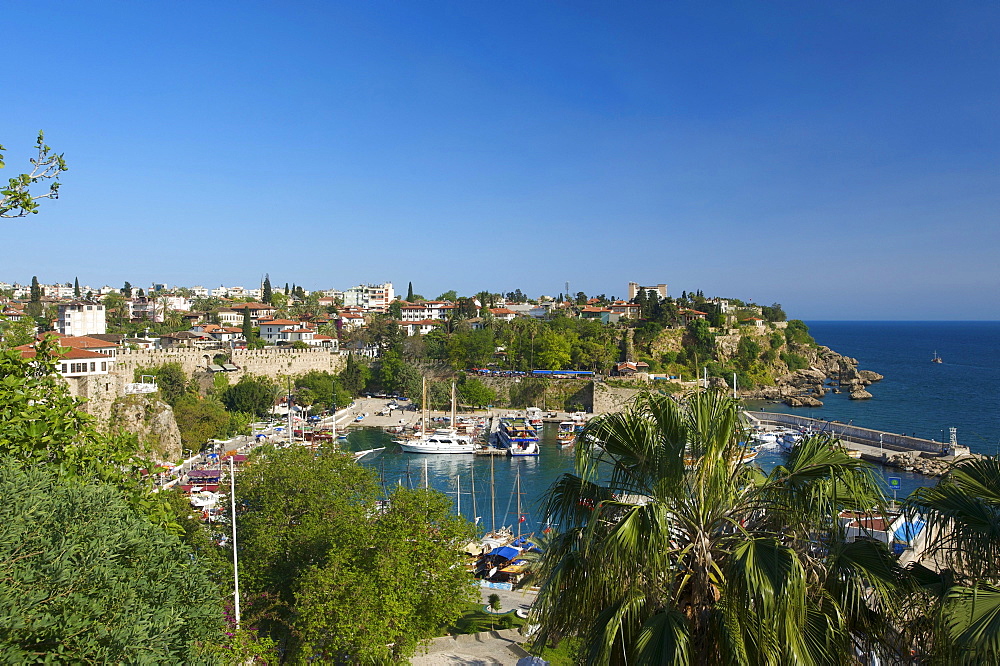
<box><xmin>931</xmin><ymin>350</ymin><xmax>943</xmax><ymax>364</ymax></box>
<box><xmin>556</xmin><ymin>421</ymin><xmax>576</xmax><ymax>447</ymax></box>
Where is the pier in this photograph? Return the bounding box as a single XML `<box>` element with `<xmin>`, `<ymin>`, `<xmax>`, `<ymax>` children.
<box><xmin>744</xmin><ymin>411</ymin><xmax>972</xmax><ymax>476</ymax></box>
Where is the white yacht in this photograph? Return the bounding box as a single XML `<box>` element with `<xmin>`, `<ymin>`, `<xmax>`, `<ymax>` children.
<box><xmin>398</xmin><ymin>428</ymin><xmax>476</xmax><ymax>454</ymax></box>
<box><xmin>397</xmin><ymin>379</ymin><xmax>477</xmax><ymax>454</ymax></box>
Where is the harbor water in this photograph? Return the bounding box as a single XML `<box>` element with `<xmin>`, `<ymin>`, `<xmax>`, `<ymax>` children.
<box><xmin>348</xmin><ymin>321</ymin><xmax>999</xmax><ymax>529</ymax></box>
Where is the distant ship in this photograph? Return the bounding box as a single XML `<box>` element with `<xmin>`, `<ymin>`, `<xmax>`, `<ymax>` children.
<box><xmin>931</xmin><ymin>350</ymin><xmax>943</xmax><ymax>364</ymax></box>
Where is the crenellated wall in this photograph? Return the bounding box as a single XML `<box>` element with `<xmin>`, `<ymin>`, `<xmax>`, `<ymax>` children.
<box><xmin>113</xmin><ymin>347</ymin><xmax>346</xmax><ymax>383</ymax></box>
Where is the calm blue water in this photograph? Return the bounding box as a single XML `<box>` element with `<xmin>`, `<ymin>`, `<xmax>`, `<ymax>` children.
<box><xmin>763</xmin><ymin>321</ymin><xmax>1000</xmax><ymax>454</ymax></box>
<box><xmin>352</xmin><ymin>322</ymin><xmax>1000</xmax><ymax>528</ymax></box>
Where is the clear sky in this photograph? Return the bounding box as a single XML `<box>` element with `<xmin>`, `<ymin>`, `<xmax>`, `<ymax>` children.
<box><xmin>3</xmin><ymin>2</ymin><xmax>997</xmax><ymax>319</ymax></box>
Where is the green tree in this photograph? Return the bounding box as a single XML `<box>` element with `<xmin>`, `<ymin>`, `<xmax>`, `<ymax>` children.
<box><xmin>406</xmin><ymin>281</ymin><xmax>414</xmax><ymax>301</ymax></box>
<box><xmin>262</xmin><ymin>273</ymin><xmax>272</xmax><ymax>304</ymax></box>
<box><xmin>388</xmin><ymin>299</ymin><xmax>402</xmax><ymax>319</ymax></box>
<box><xmin>135</xmin><ymin>362</ymin><xmax>191</xmax><ymax>406</ymax></box>
<box><xmin>340</xmin><ymin>353</ymin><xmax>370</xmax><ymax>396</ymax></box>
<box><xmin>535</xmin><ymin>328</ymin><xmax>572</xmax><ymax>369</ymax></box>
<box><xmin>438</xmin><ymin>289</ymin><xmax>458</xmax><ymax>301</ymax></box>
<box><xmin>73</xmin><ymin>276</ymin><xmax>80</xmax><ymax>297</ymax></box>
<box><xmin>237</xmin><ymin>447</ymin><xmax>476</xmax><ymax>661</ymax></box>
<box><xmin>172</xmin><ymin>395</ymin><xmax>246</xmax><ymax>452</ymax></box>
<box><xmin>458</xmin><ymin>377</ymin><xmax>496</xmax><ymax>408</ymax></box>
<box><xmin>0</xmin><ymin>132</ymin><xmax>67</xmax><ymax>218</ymax></box>
<box><xmin>0</xmin><ymin>463</ymin><xmax>222</xmax><ymax>662</ymax></box>
<box><xmin>0</xmin><ymin>316</ymin><xmax>36</xmax><ymax>348</ymax></box>
<box><xmin>29</xmin><ymin>275</ymin><xmax>40</xmax><ymax>303</ymax></box>
<box><xmin>761</xmin><ymin>302</ymin><xmax>787</xmax><ymax>322</ymax></box>
<box><xmin>122</xmin><ymin>281</ymin><xmax>133</xmax><ymax>298</ymax></box>
<box><xmin>222</xmin><ymin>375</ymin><xmax>276</xmax><ymax>417</ymax></box>
<box><xmin>532</xmin><ymin>391</ymin><xmax>903</xmax><ymax>664</ymax></box>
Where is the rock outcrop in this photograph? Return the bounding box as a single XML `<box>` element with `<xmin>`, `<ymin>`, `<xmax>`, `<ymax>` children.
<box><xmin>109</xmin><ymin>394</ymin><xmax>182</xmax><ymax>461</ymax></box>
<box><xmin>850</xmin><ymin>389</ymin><xmax>873</xmax><ymax>400</ymax></box>
<box><xmin>785</xmin><ymin>395</ymin><xmax>824</xmax><ymax>407</ymax></box>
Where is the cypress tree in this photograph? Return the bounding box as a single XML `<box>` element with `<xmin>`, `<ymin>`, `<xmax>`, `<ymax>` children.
<box><xmin>406</xmin><ymin>282</ymin><xmax>414</xmax><ymax>302</ymax></box>
<box><xmin>285</xmin><ymin>283</ymin><xmax>290</xmax><ymax>295</ymax></box>
<box><xmin>123</xmin><ymin>281</ymin><xmax>133</xmax><ymax>298</ymax></box>
<box><xmin>30</xmin><ymin>276</ymin><xmax>41</xmax><ymax>303</ymax></box>
<box><xmin>262</xmin><ymin>274</ymin><xmax>273</xmax><ymax>304</ymax></box>
<box><xmin>241</xmin><ymin>308</ymin><xmax>253</xmax><ymax>342</ymax></box>
<box><xmin>73</xmin><ymin>277</ymin><xmax>80</xmax><ymax>297</ymax></box>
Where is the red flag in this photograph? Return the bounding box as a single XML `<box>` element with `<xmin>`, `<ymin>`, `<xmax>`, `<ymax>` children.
<box><xmin>519</xmin><ymin>515</ymin><xmax>526</xmax><ymax>523</ymax></box>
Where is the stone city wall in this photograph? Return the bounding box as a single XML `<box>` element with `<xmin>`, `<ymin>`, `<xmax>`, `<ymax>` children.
<box><xmin>113</xmin><ymin>347</ymin><xmax>346</xmax><ymax>383</ymax></box>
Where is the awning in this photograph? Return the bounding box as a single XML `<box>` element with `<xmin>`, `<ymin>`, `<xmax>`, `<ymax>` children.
<box><xmin>222</xmin><ymin>363</ymin><xmax>239</xmax><ymax>371</ymax></box>
<box><xmin>489</xmin><ymin>546</ymin><xmax>520</xmax><ymax>561</ymax></box>
<box><xmin>208</xmin><ymin>364</ymin><xmax>224</xmax><ymax>372</ymax></box>
<box><xmin>894</xmin><ymin>520</ymin><xmax>926</xmax><ymax>542</ymax></box>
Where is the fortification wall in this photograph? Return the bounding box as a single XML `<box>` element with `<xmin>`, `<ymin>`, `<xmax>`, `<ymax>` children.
<box><xmin>114</xmin><ymin>347</ymin><xmax>346</xmax><ymax>382</ymax></box>
<box><xmin>69</xmin><ymin>348</ymin><xmax>346</xmax><ymax>422</ymax></box>
<box><xmin>592</xmin><ymin>383</ymin><xmax>644</xmax><ymax>414</ymax></box>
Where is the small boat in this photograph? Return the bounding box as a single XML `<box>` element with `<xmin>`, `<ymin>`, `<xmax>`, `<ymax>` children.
<box><xmin>931</xmin><ymin>351</ymin><xmax>943</xmax><ymax>364</ymax></box>
<box><xmin>556</xmin><ymin>421</ymin><xmax>576</xmax><ymax>447</ymax></box>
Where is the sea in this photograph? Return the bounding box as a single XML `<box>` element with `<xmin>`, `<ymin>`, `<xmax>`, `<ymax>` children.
<box><xmin>349</xmin><ymin>321</ymin><xmax>1000</xmax><ymax>532</ymax></box>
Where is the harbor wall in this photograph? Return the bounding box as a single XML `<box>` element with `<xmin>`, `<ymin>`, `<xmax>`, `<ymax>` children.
<box><xmin>748</xmin><ymin>411</ymin><xmax>945</xmax><ymax>455</ymax></box>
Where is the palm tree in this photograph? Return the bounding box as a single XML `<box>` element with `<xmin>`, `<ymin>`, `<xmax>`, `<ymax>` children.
<box><xmin>905</xmin><ymin>457</ymin><xmax>1000</xmax><ymax>663</ymax></box>
<box><xmin>531</xmin><ymin>391</ymin><xmax>905</xmax><ymax>664</ymax></box>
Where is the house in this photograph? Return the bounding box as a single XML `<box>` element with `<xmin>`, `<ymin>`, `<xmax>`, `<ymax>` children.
<box><xmin>614</xmin><ymin>361</ymin><xmax>650</xmax><ymax>376</ymax></box>
<box><xmin>609</xmin><ymin>301</ymin><xmax>642</xmax><ymax>319</ymax></box>
<box><xmin>16</xmin><ymin>343</ymin><xmax>114</xmax><ymax>378</ymax></box>
<box><xmin>217</xmin><ymin>302</ymin><xmax>277</xmax><ymax>327</ymax></box>
<box><xmin>156</xmin><ymin>331</ymin><xmax>213</xmax><ymax>349</ymax></box>
<box><xmin>741</xmin><ymin>317</ymin><xmax>766</xmax><ymax>328</ymax></box>
<box><xmin>56</xmin><ymin>300</ymin><xmax>107</xmax><ymax>336</ymax></box>
<box><xmin>679</xmin><ymin>308</ymin><xmax>708</xmax><ymax>324</ymax></box>
<box><xmin>399</xmin><ymin>319</ymin><xmax>440</xmax><ymax>336</ymax></box>
<box><xmin>342</xmin><ymin>340</ymin><xmax>378</xmax><ymax>358</ymax></box>
<box><xmin>488</xmin><ymin>307</ymin><xmax>518</xmax><ymax>322</ymax></box>
<box><xmin>337</xmin><ymin>312</ymin><xmax>366</xmax><ymax>331</ymax></box>
<box><xmin>579</xmin><ymin>307</ymin><xmax>620</xmax><ymax>325</ymax></box>
<box><xmin>258</xmin><ymin>319</ymin><xmax>300</xmax><ymax>343</ymax></box>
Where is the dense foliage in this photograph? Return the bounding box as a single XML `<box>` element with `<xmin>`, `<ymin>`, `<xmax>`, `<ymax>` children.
<box><xmin>236</xmin><ymin>446</ymin><xmax>478</xmax><ymax>661</ymax></box>
<box><xmin>0</xmin><ymin>463</ymin><xmax>222</xmax><ymax>663</ymax></box>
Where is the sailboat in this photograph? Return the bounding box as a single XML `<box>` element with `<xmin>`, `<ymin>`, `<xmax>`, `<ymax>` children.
<box><xmin>397</xmin><ymin>380</ymin><xmax>477</xmax><ymax>453</ymax></box>
<box><xmin>931</xmin><ymin>350</ymin><xmax>943</xmax><ymax>364</ymax></box>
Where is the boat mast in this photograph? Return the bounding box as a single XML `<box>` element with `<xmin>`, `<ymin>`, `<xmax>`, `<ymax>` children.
<box><xmin>287</xmin><ymin>377</ymin><xmax>293</xmax><ymax>447</ymax></box>
<box><xmin>450</xmin><ymin>381</ymin><xmax>457</xmax><ymax>430</ymax></box>
<box><xmin>422</xmin><ymin>376</ymin><xmax>428</xmax><ymax>437</ymax></box>
<box><xmin>516</xmin><ymin>468</ymin><xmax>522</xmax><ymax>539</ymax></box>
<box><xmin>456</xmin><ymin>473</ymin><xmax>461</xmax><ymax>517</ymax></box>
<box><xmin>490</xmin><ymin>453</ymin><xmax>496</xmax><ymax>532</ymax></box>
<box><xmin>470</xmin><ymin>463</ymin><xmax>478</xmax><ymax>527</ymax></box>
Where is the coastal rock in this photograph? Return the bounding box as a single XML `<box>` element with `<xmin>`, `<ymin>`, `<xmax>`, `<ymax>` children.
<box><xmin>850</xmin><ymin>389</ymin><xmax>873</xmax><ymax>400</ymax></box>
<box><xmin>784</xmin><ymin>395</ymin><xmax>824</xmax><ymax>408</ymax></box>
<box><xmin>859</xmin><ymin>370</ymin><xmax>884</xmax><ymax>383</ymax></box>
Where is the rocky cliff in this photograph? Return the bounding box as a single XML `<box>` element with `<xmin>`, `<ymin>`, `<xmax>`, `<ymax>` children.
<box><xmin>108</xmin><ymin>393</ymin><xmax>183</xmax><ymax>461</ymax></box>
<box><xmin>742</xmin><ymin>344</ymin><xmax>883</xmax><ymax>407</ymax></box>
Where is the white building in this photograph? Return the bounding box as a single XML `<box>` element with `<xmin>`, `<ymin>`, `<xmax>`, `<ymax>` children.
<box><xmin>628</xmin><ymin>282</ymin><xmax>668</xmax><ymax>301</ymax></box>
<box><xmin>399</xmin><ymin>301</ymin><xmax>456</xmax><ymax>321</ymax></box>
<box><xmin>342</xmin><ymin>282</ymin><xmax>394</xmax><ymax>312</ymax></box>
<box><xmin>56</xmin><ymin>301</ymin><xmax>107</xmax><ymax>336</ymax></box>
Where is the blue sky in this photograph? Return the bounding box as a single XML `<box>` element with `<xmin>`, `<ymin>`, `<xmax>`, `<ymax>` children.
<box><xmin>3</xmin><ymin>2</ymin><xmax>997</xmax><ymax>319</ymax></box>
